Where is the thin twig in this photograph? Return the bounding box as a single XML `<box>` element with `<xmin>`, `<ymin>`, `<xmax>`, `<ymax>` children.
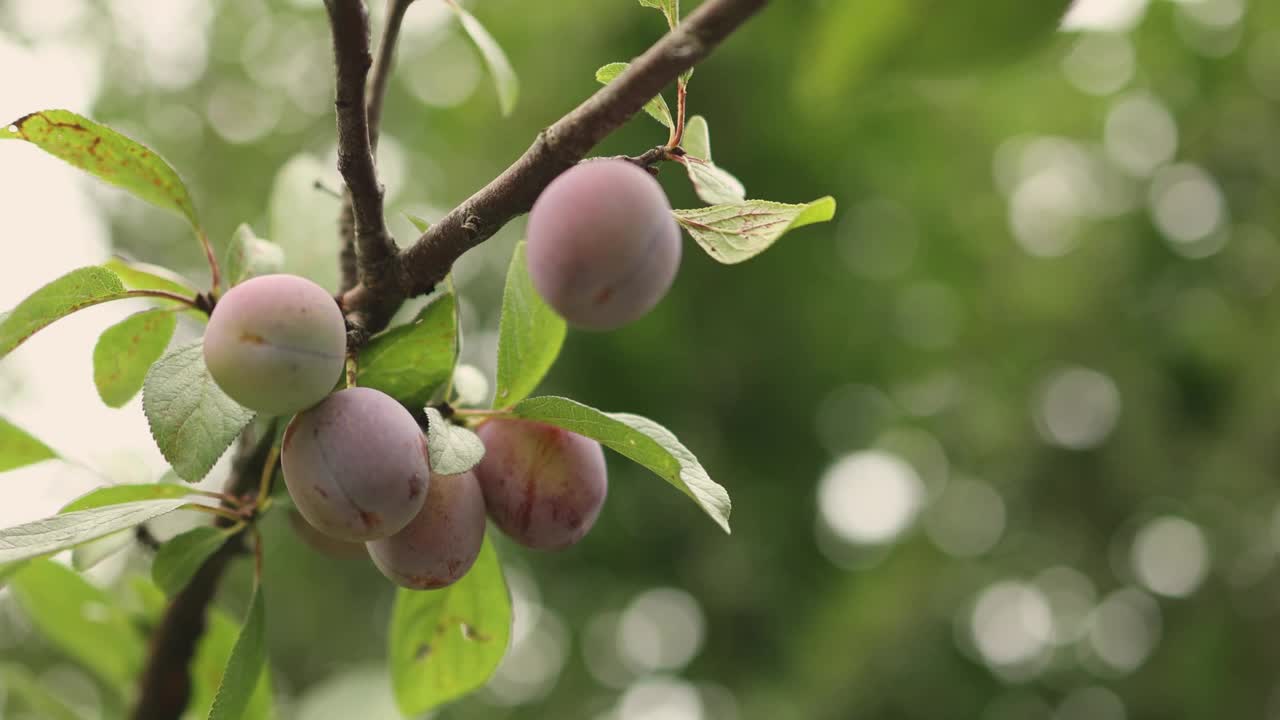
<box><xmin>368</xmin><ymin>0</ymin><xmax>415</xmax><ymax>152</ymax></box>
<box><xmin>342</xmin><ymin>0</ymin><xmax>769</xmax><ymax>334</ymax></box>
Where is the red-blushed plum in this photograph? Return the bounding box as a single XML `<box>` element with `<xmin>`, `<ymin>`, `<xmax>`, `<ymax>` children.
<box><xmin>203</xmin><ymin>273</ymin><xmax>346</xmax><ymax>416</ymax></box>
<box><xmin>281</xmin><ymin>387</ymin><xmax>429</xmax><ymax>542</ymax></box>
<box><xmin>474</xmin><ymin>418</ymin><xmax>607</xmax><ymax>550</ymax></box>
<box><xmin>525</xmin><ymin>159</ymin><xmax>681</xmax><ymax>330</ymax></box>
<box><xmin>366</xmin><ymin>470</ymin><xmax>486</xmax><ymax>589</ymax></box>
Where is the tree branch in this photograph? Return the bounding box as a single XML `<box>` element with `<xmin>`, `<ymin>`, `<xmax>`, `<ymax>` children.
<box><xmin>339</xmin><ymin>0</ymin><xmax>415</xmax><ymax>293</ymax></box>
<box><xmin>325</xmin><ymin>0</ymin><xmax>399</xmax><ymax>296</ymax></box>
<box><xmin>342</xmin><ymin>0</ymin><xmax>769</xmax><ymax>333</ymax></box>
<box><xmin>130</xmin><ymin>428</ymin><xmax>276</xmax><ymax>720</ymax></box>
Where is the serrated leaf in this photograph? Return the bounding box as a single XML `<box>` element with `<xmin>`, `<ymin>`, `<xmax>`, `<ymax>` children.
<box><xmin>682</xmin><ymin>156</ymin><xmax>746</xmax><ymax>205</ymax></box>
<box><xmin>637</xmin><ymin>0</ymin><xmax>679</xmax><ymax>26</ymax></box>
<box><xmin>511</xmin><ymin>396</ymin><xmax>731</xmax><ymax>532</ymax></box>
<box><xmin>494</xmin><ymin>242</ymin><xmax>565</xmax><ymax>408</ymax></box>
<box><xmin>596</xmin><ymin>63</ymin><xmax>674</xmax><ymax>129</ymax></box>
<box><xmin>8</xmin><ymin>560</ymin><xmax>146</xmax><ymax>691</ymax></box>
<box><xmin>152</xmin><ymin>525</ymin><xmax>232</xmax><ymax>597</ymax></box>
<box><xmin>404</xmin><ymin>212</ymin><xmax>432</xmax><ymax>233</ymax></box>
<box><xmin>209</xmin><ymin>582</ymin><xmax>268</xmax><ymax>720</ymax></box>
<box><xmin>0</xmin><ymin>416</ymin><xmax>57</xmax><ymax>473</ymax></box>
<box><xmin>104</xmin><ymin>257</ymin><xmax>199</xmax><ymax>298</ymax></box>
<box><xmin>224</xmin><ymin>224</ymin><xmax>286</xmax><ymax>287</ymax></box>
<box><xmin>424</xmin><ymin>407</ymin><xmax>485</xmax><ymax>476</ymax></box>
<box><xmin>447</xmin><ymin>2</ymin><xmax>518</xmax><ymax>116</ymax></box>
<box><xmin>193</xmin><ymin>604</ymin><xmax>275</xmax><ymax>720</ymax></box>
<box><xmin>0</xmin><ymin>266</ymin><xmax>129</xmax><ymax>359</ymax></box>
<box><xmin>390</xmin><ymin>536</ymin><xmax>510</xmax><ymax>716</ymax></box>
<box><xmin>0</xmin><ymin>663</ymin><xmax>82</xmax><ymax>720</ymax></box>
<box><xmin>143</xmin><ymin>341</ymin><xmax>255</xmax><ymax>482</ymax></box>
<box><xmin>0</xmin><ymin>499</ymin><xmax>189</xmax><ymax>565</ymax></box>
<box><xmin>3</xmin><ymin>109</ymin><xmax>201</xmax><ymax>230</ymax></box>
<box><xmin>674</xmin><ymin>196</ymin><xmax>837</xmax><ymax>264</ymax></box>
<box><xmin>60</xmin><ymin>483</ymin><xmax>195</xmax><ymax>513</ymax></box>
<box><xmin>359</xmin><ymin>291</ymin><xmax>457</xmax><ymax>410</ymax></box>
<box><xmin>93</xmin><ymin>309</ymin><xmax>177</xmax><ymax>408</ymax></box>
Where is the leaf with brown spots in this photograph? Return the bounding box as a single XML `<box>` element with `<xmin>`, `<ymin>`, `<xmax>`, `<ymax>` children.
<box><xmin>3</xmin><ymin>109</ymin><xmax>200</xmax><ymax>230</ymax></box>
<box><xmin>93</xmin><ymin>308</ymin><xmax>177</xmax><ymax>408</ymax></box>
<box><xmin>388</xmin><ymin>536</ymin><xmax>510</xmax><ymax>716</ymax></box>
<box><xmin>673</xmin><ymin>196</ymin><xmax>837</xmax><ymax>265</ymax></box>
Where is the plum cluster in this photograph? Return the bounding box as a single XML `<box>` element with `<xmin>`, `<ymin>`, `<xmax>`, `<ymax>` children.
<box><xmin>279</xmin><ymin>390</ymin><xmax>607</xmax><ymax>589</ymax></box>
<box><xmin>202</xmin><ymin>157</ymin><xmax>674</xmax><ymax>588</ymax></box>
<box><xmin>203</xmin><ymin>273</ymin><xmax>608</xmax><ymax>589</ymax></box>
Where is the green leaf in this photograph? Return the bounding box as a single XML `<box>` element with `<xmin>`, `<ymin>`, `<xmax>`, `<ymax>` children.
<box><xmin>637</xmin><ymin>0</ymin><xmax>679</xmax><ymax>26</ymax></box>
<box><xmin>209</xmin><ymin>582</ymin><xmax>268</xmax><ymax>720</ymax></box>
<box><xmin>3</xmin><ymin>109</ymin><xmax>201</xmax><ymax>230</ymax></box>
<box><xmin>0</xmin><ymin>499</ymin><xmax>190</xmax><ymax>565</ymax></box>
<box><xmin>511</xmin><ymin>396</ymin><xmax>731</xmax><ymax>532</ymax></box>
<box><xmin>268</xmin><ymin>154</ymin><xmax>341</xmax><ymax>292</ymax></box>
<box><xmin>9</xmin><ymin>560</ymin><xmax>146</xmax><ymax>691</ymax></box>
<box><xmin>673</xmin><ymin>196</ymin><xmax>837</xmax><ymax>265</ymax></box>
<box><xmin>0</xmin><ymin>663</ymin><xmax>82</xmax><ymax>720</ymax></box>
<box><xmin>404</xmin><ymin>212</ymin><xmax>432</xmax><ymax>233</ymax></box>
<box><xmin>494</xmin><ymin>242</ymin><xmax>566</xmax><ymax>408</ymax></box>
<box><xmin>60</xmin><ymin>483</ymin><xmax>195</xmax><ymax>513</ymax></box>
<box><xmin>681</xmin><ymin>115</ymin><xmax>712</xmax><ymax>161</ymax></box>
<box><xmin>389</xmin><ymin>536</ymin><xmax>510</xmax><ymax>716</ymax></box>
<box><xmin>224</xmin><ymin>224</ymin><xmax>286</xmax><ymax>287</ymax></box>
<box><xmin>0</xmin><ymin>416</ymin><xmax>57</xmax><ymax>473</ymax></box>
<box><xmin>424</xmin><ymin>407</ymin><xmax>485</xmax><ymax>476</ymax></box>
<box><xmin>359</xmin><ymin>290</ymin><xmax>458</xmax><ymax>411</ymax></box>
<box><xmin>681</xmin><ymin>158</ymin><xmax>745</xmax><ymax>206</ymax></box>
<box><xmin>677</xmin><ymin>117</ymin><xmax>744</xmax><ymax>203</ymax></box>
<box><xmin>152</xmin><ymin>526</ymin><xmax>232</xmax><ymax>597</ymax></box>
<box><xmin>104</xmin><ymin>257</ymin><xmax>199</xmax><ymax>298</ymax></box>
<box><xmin>447</xmin><ymin>2</ymin><xmax>519</xmax><ymax>116</ymax></box>
<box><xmin>193</xmin><ymin>605</ymin><xmax>275</xmax><ymax>720</ymax></box>
<box><xmin>93</xmin><ymin>309</ymin><xmax>177</xmax><ymax>408</ymax></box>
<box><xmin>0</xmin><ymin>266</ymin><xmax>129</xmax><ymax>360</ymax></box>
<box><xmin>596</xmin><ymin>63</ymin><xmax>674</xmax><ymax>129</ymax></box>
<box><xmin>143</xmin><ymin>341</ymin><xmax>255</xmax><ymax>482</ymax></box>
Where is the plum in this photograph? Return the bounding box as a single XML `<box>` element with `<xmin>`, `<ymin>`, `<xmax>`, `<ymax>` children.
<box><xmin>366</xmin><ymin>470</ymin><xmax>486</xmax><ymax>589</ymax></box>
<box><xmin>474</xmin><ymin>418</ymin><xmax>607</xmax><ymax>550</ymax></box>
<box><xmin>526</xmin><ymin>159</ymin><xmax>681</xmax><ymax>330</ymax></box>
<box><xmin>281</xmin><ymin>387</ymin><xmax>429</xmax><ymax>542</ymax></box>
<box><xmin>203</xmin><ymin>273</ymin><xmax>347</xmax><ymax>416</ymax></box>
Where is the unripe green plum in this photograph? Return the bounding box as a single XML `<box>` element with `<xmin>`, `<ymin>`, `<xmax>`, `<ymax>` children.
<box><xmin>526</xmin><ymin>159</ymin><xmax>681</xmax><ymax>330</ymax></box>
<box><xmin>475</xmin><ymin>418</ymin><xmax>607</xmax><ymax>550</ymax></box>
<box><xmin>281</xmin><ymin>387</ymin><xmax>429</xmax><ymax>542</ymax></box>
<box><xmin>203</xmin><ymin>273</ymin><xmax>346</xmax><ymax>416</ymax></box>
<box><xmin>366</xmin><ymin>470</ymin><xmax>486</xmax><ymax>589</ymax></box>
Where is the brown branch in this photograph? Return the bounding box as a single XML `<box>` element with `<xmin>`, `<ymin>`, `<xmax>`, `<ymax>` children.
<box><xmin>130</xmin><ymin>428</ymin><xmax>276</xmax><ymax>720</ymax></box>
<box><xmin>342</xmin><ymin>0</ymin><xmax>769</xmax><ymax>333</ymax></box>
<box><xmin>339</xmin><ymin>0</ymin><xmax>414</xmax><ymax>293</ymax></box>
<box><xmin>325</xmin><ymin>0</ymin><xmax>398</xmax><ymax>296</ymax></box>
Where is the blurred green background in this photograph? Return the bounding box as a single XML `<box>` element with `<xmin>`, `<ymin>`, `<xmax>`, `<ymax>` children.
<box><xmin>4</xmin><ymin>0</ymin><xmax>1280</xmax><ymax>718</ymax></box>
